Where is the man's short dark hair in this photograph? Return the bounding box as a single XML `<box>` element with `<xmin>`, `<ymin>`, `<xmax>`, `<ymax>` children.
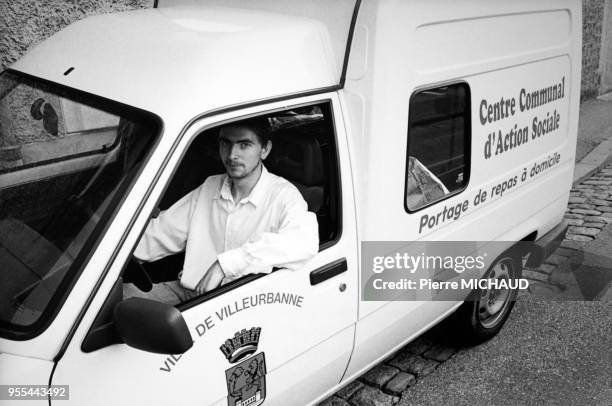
<box><xmin>219</xmin><ymin>117</ymin><xmax>271</xmax><ymax>146</ymax></box>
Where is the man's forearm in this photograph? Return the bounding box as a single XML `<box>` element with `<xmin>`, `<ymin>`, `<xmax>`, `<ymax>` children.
<box><xmin>218</xmin><ymin>211</ymin><xmax>319</xmax><ymax>278</ymax></box>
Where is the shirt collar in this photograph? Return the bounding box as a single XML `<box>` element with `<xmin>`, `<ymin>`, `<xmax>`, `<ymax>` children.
<box><xmin>217</xmin><ymin>164</ymin><xmax>271</xmax><ymax>207</ymax></box>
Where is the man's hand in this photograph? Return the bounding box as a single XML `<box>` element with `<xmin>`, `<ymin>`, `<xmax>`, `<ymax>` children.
<box><xmin>194</xmin><ymin>260</ymin><xmax>225</xmax><ymax>294</ymax></box>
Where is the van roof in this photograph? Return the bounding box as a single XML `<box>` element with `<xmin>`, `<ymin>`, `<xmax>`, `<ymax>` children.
<box><xmin>11</xmin><ymin>4</ymin><xmax>355</xmax><ymax>122</ymax></box>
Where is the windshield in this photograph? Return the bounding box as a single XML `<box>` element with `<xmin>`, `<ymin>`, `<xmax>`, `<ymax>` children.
<box><xmin>0</xmin><ymin>71</ymin><xmax>160</xmax><ymax>339</ymax></box>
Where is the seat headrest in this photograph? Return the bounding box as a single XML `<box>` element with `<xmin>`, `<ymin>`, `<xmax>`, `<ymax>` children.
<box><xmin>266</xmin><ymin>133</ymin><xmax>324</xmax><ymax>186</ymax></box>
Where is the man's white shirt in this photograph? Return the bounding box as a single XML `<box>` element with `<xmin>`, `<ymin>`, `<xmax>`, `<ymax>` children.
<box><xmin>134</xmin><ymin>165</ymin><xmax>319</xmax><ymax>290</ymax></box>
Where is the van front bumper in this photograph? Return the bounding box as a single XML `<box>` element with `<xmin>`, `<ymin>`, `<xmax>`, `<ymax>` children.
<box><xmin>524</xmin><ymin>220</ymin><xmax>569</xmax><ymax>267</ymax></box>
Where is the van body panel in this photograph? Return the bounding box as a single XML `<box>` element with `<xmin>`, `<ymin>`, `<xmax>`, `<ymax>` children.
<box><xmin>342</xmin><ymin>0</ymin><xmax>581</xmax><ymax>378</ymax></box>
<box><xmin>413</xmin><ymin>10</ymin><xmax>572</xmax><ymax>74</ymax></box>
<box><xmin>157</xmin><ymin>0</ymin><xmax>359</xmax><ymax>80</ymax></box>
<box><xmin>342</xmin><ymin>300</ymin><xmax>459</xmax><ymax>380</ymax></box>
<box><xmin>0</xmin><ymin>354</ymin><xmax>54</xmax><ymax>405</ymax></box>
<box><xmin>344</xmin><ymin>0</ymin><xmax>580</xmax><ymax>243</ymax></box>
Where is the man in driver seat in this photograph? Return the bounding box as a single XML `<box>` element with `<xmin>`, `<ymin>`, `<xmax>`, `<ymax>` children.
<box><xmin>124</xmin><ymin>117</ymin><xmax>319</xmax><ymax>304</ymax></box>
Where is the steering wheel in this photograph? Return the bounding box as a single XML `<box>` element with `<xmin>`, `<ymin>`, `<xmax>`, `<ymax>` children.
<box><xmin>123</xmin><ymin>256</ymin><xmax>153</xmax><ymax>292</ymax></box>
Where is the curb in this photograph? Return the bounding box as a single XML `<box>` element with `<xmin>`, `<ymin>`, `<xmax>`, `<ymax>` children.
<box><xmin>573</xmin><ymin>137</ymin><xmax>612</xmax><ymax>185</ymax></box>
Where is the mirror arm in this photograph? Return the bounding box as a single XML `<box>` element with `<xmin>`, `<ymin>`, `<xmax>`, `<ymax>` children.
<box><xmin>81</xmin><ymin>277</ymin><xmax>123</xmax><ymax>353</ymax></box>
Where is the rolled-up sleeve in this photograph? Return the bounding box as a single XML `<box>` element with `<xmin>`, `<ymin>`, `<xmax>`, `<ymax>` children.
<box><xmin>217</xmin><ymin>187</ymin><xmax>319</xmax><ymax>278</ymax></box>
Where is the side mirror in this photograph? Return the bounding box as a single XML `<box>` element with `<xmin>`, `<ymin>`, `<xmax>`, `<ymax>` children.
<box><xmin>114</xmin><ymin>298</ymin><xmax>193</xmax><ymax>354</ymax></box>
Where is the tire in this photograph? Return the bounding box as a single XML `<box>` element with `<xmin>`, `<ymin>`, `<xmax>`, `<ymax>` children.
<box><xmin>453</xmin><ymin>250</ymin><xmax>522</xmax><ymax>345</ymax></box>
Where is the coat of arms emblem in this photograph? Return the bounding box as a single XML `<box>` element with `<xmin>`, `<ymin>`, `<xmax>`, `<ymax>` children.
<box><xmin>221</xmin><ymin>327</ymin><xmax>266</xmax><ymax>406</ymax></box>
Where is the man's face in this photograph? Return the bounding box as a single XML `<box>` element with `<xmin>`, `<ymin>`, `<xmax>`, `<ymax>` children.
<box><xmin>219</xmin><ymin>125</ymin><xmax>271</xmax><ymax>180</ymax></box>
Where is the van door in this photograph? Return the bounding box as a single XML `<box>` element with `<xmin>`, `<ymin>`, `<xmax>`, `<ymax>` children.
<box><xmin>50</xmin><ymin>95</ymin><xmax>358</xmax><ymax>406</ymax></box>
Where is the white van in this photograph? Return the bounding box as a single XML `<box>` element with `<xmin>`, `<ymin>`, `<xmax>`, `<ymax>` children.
<box><xmin>0</xmin><ymin>0</ymin><xmax>579</xmax><ymax>405</ymax></box>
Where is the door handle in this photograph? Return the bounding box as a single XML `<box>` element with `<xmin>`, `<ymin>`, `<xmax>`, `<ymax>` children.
<box><xmin>310</xmin><ymin>258</ymin><xmax>347</xmax><ymax>285</ymax></box>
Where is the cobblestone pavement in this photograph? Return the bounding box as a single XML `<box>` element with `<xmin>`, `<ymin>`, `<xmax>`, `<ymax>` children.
<box><xmin>318</xmin><ymin>164</ymin><xmax>612</xmax><ymax>406</ymax></box>
<box><xmin>521</xmin><ymin>163</ymin><xmax>612</xmax><ymax>300</ymax></box>
<box><xmin>565</xmin><ymin>165</ymin><xmax>612</xmax><ymax>242</ymax></box>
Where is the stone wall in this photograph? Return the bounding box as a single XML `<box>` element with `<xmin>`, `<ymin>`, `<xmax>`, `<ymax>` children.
<box><xmin>583</xmin><ymin>0</ymin><xmax>606</xmax><ymax>100</ymax></box>
<box><xmin>601</xmin><ymin>0</ymin><xmax>612</xmax><ymax>94</ymax></box>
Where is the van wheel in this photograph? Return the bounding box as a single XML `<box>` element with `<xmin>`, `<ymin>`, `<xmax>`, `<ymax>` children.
<box><xmin>454</xmin><ymin>251</ymin><xmax>522</xmax><ymax>344</ymax></box>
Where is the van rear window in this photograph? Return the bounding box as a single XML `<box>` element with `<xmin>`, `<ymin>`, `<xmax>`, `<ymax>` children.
<box><xmin>0</xmin><ymin>71</ymin><xmax>161</xmax><ymax>339</ymax></box>
<box><xmin>405</xmin><ymin>83</ymin><xmax>471</xmax><ymax>211</ymax></box>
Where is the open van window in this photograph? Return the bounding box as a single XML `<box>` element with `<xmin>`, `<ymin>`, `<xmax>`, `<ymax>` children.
<box><xmin>0</xmin><ymin>71</ymin><xmax>160</xmax><ymax>338</ymax></box>
<box><xmin>405</xmin><ymin>83</ymin><xmax>471</xmax><ymax>211</ymax></box>
<box><xmin>122</xmin><ymin>102</ymin><xmax>340</xmax><ymax>304</ymax></box>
